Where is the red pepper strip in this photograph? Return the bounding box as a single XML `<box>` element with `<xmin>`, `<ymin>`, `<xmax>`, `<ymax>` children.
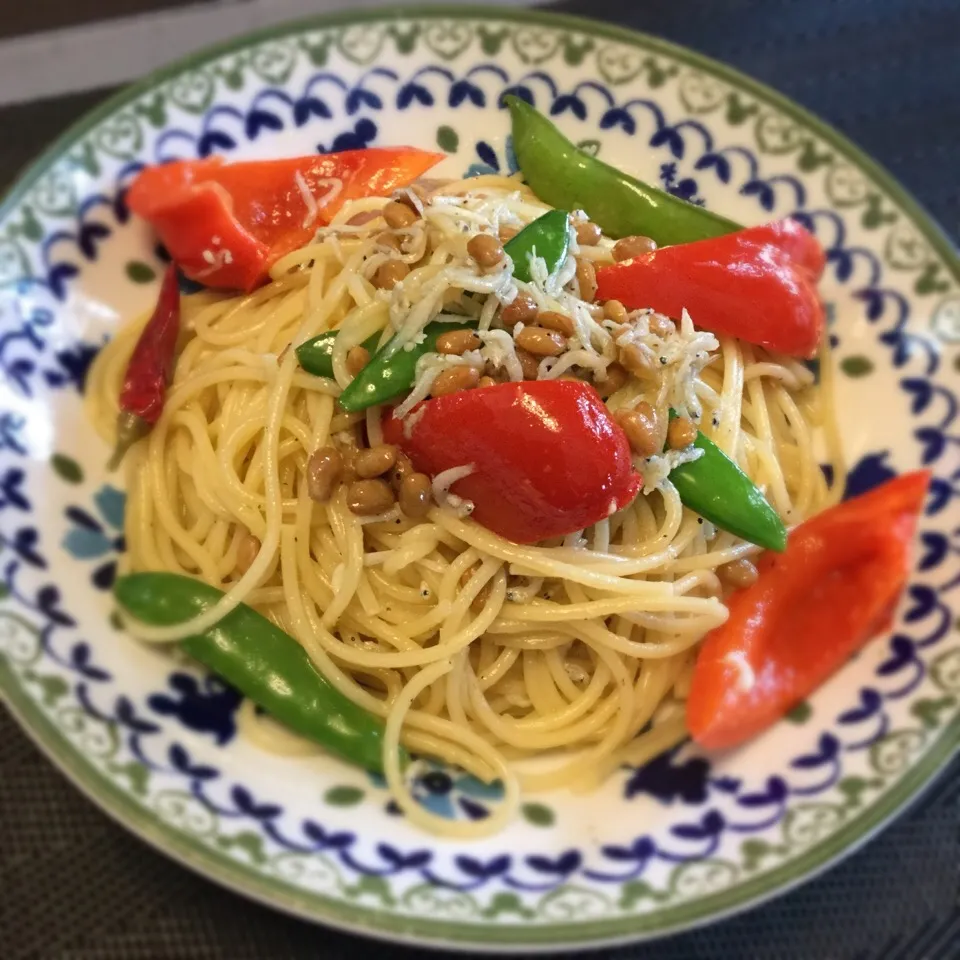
<box><xmin>687</xmin><ymin>471</ymin><xmax>931</xmax><ymax>751</ymax></box>
<box><xmin>595</xmin><ymin>220</ymin><xmax>826</xmax><ymax>358</ymax></box>
<box><xmin>126</xmin><ymin>149</ymin><xmax>444</xmax><ymax>291</ymax></box>
<box><xmin>108</xmin><ymin>263</ymin><xmax>181</xmax><ymax>469</ymax></box>
<box><xmin>746</xmin><ymin>219</ymin><xmax>826</xmax><ymax>279</ymax></box>
<box><xmin>383</xmin><ymin>380</ymin><xmax>641</xmax><ymax>544</ymax></box>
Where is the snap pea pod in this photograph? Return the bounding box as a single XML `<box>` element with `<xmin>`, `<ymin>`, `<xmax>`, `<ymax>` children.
<box><xmin>669</xmin><ymin>416</ymin><xmax>787</xmax><ymax>552</ymax></box>
<box><xmin>295</xmin><ymin>330</ymin><xmax>381</xmax><ymax>379</ymax></box>
<box><xmin>337</xmin><ymin>319</ymin><xmax>477</xmax><ymax>412</ymax></box>
<box><xmin>506</xmin><ymin>96</ymin><xmax>740</xmax><ymax>247</ymax></box>
<box><xmin>114</xmin><ymin>572</ymin><xmax>394</xmax><ymax>773</ymax></box>
<box><xmin>506</xmin><ymin>208</ymin><xmax>570</xmax><ymax>283</ymax></box>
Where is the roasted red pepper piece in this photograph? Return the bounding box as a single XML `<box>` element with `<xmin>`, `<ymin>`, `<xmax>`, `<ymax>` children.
<box><xmin>126</xmin><ymin>149</ymin><xmax>444</xmax><ymax>291</ymax></box>
<box><xmin>109</xmin><ymin>263</ymin><xmax>181</xmax><ymax>468</ymax></box>
<box><xmin>687</xmin><ymin>471</ymin><xmax>930</xmax><ymax>751</ymax></box>
<box><xmin>745</xmin><ymin>218</ymin><xmax>826</xmax><ymax>279</ymax></box>
<box><xmin>595</xmin><ymin>220</ymin><xmax>827</xmax><ymax>358</ymax></box>
<box><xmin>383</xmin><ymin>380</ymin><xmax>641</xmax><ymax>544</ymax></box>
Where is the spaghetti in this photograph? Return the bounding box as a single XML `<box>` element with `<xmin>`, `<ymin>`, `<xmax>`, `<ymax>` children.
<box><xmin>86</xmin><ymin>174</ymin><xmax>844</xmax><ymax>836</ymax></box>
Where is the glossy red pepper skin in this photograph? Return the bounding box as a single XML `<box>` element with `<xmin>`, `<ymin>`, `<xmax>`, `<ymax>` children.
<box><xmin>126</xmin><ymin>149</ymin><xmax>443</xmax><ymax>291</ymax></box>
<box><xmin>744</xmin><ymin>219</ymin><xmax>826</xmax><ymax>279</ymax></box>
<box><xmin>383</xmin><ymin>380</ymin><xmax>642</xmax><ymax>544</ymax></box>
<box><xmin>109</xmin><ymin>263</ymin><xmax>181</xmax><ymax>468</ymax></box>
<box><xmin>687</xmin><ymin>471</ymin><xmax>930</xmax><ymax>751</ymax></box>
<box><xmin>595</xmin><ymin>220</ymin><xmax>826</xmax><ymax>358</ymax></box>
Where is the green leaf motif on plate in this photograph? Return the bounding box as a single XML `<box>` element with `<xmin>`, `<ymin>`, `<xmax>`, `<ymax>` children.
<box><xmin>915</xmin><ymin>261</ymin><xmax>951</xmax><ymax>296</ymax></box>
<box><xmin>796</xmin><ymin>139</ymin><xmax>833</xmax><ymax>172</ymax></box>
<box><xmin>477</xmin><ymin>26</ymin><xmax>509</xmax><ymax>56</ymax></box>
<box><xmin>324</xmin><ymin>785</ymin><xmax>365</xmax><ymax>807</ymax></box>
<box><xmin>521</xmin><ymin>802</ymin><xmax>555</xmax><ymax>827</ymax></box>
<box><xmin>22</xmin><ymin>669</ymin><xmax>68</xmax><ymax>706</ymax></box>
<box><xmin>740</xmin><ymin>837</ymin><xmax>786</xmax><ymax>871</ymax></box>
<box><xmin>217</xmin><ymin>830</ymin><xmax>268</xmax><ymax>865</ymax></box>
<box><xmin>298</xmin><ymin>34</ymin><xmax>334</xmax><ymax>67</ymax></box>
<box><xmin>386</xmin><ymin>24</ymin><xmax>420</xmax><ymax>56</ymax></box>
<box><xmin>861</xmin><ymin>192</ymin><xmax>898</xmax><ymax>230</ymax></box>
<box><xmin>643</xmin><ymin>56</ymin><xmax>679</xmax><ymax>89</ymax></box>
<box><xmin>125</xmin><ymin>261</ymin><xmax>157</xmax><ymax>285</ymax></box>
<box><xmin>481</xmin><ymin>892</ymin><xmax>535</xmax><ymax>919</ymax></box>
<box><xmin>343</xmin><ymin>873</ymin><xmax>395</xmax><ymax>906</ymax></box>
<box><xmin>725</xmin><ymin>92</ymin><xmax>759</xmax><ymax>126</ymax></box>
<box><xmin>6</xmin><ymin>205</ymin><xmax>44</xmax><ymax>242</ymax></box>
<box><xmin>562</xmin><ymin>36</ymin><xmax>594</xmax><ymax>67</ymax></box>
<box><xmin>910</xmin><ymin>696</ymin><xmax>957</xmax><ymax>730</ymax></box>
<box><xmin>68</xmin><ymin>140</ymin><xmax>100</xmax><ymax>178</ymax></box>
<box><xmin>51</xmin><ymin>452</ymin><xmax>84</xmax><ymax>484</ymax></box>
<box><xmin>215</xmin><ymin>59</ymin><xmax>247</xmax><ymax>91</ymax></box>
<box><xmin>619</xmin><ymin>879</ymin><xmax>666</xmax><ymax>909</ymax></box>
<box><xmin>836</xmin><ymin>775</ymin><xmax>883</xmax><ymax>809</ymax></box>
<box><xmin>784</xmin><ymin>700</ymin><xmax>812</xmax><ymax>724</ymax></box>
<box><xmin>135</xmin><ymin>94</ymin><xmax>167</xmax><ymax>129</ymax></box>
<box><xmin>436</xmin><ymin>125</ymin><xmax>459</xmax><ymax>154</ymax></box>
<box><xmin>840</xmin><ymin>355</ymin><xmax>874</xmax><ymax>378</ymax></box>
<box><xmin>107</xmin><ymin>759</ymin><xmax>151</xmax><ymax>798</ymax></box>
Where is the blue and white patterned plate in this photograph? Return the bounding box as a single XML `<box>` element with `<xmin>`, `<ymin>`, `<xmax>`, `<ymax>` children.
<box><xmin>1</xmin><ymin>7</ymin><xmax>958</xmax><ymax>950</ymax></box>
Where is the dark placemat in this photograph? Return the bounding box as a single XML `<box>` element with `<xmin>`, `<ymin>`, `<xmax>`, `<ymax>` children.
<box><xmin>1</xmin><ymin>1</ymin><xmax>959</xmax><ymax>958</ymax></box>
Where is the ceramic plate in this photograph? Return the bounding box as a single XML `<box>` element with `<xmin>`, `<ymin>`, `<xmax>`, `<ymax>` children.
<box><xmin>1</xmin><ymin>7</ymin><xmax>958</xmax><ymax>951</ymax></box>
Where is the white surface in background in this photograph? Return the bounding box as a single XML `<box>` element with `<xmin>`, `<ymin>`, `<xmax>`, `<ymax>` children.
<box><xmin>0</xmin><ymin>0</ymin><xmax>533</xmax><ymax>107</ymax></box>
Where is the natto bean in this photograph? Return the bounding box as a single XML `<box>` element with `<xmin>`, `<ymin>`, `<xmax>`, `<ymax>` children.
<box><xmin>515</xmin><ymin>326</ymin><xmax>566</xmax><ymax>357</ymax></box>
<box><xmin>398</xmin><ymin>472</ymin><xmax>432</xmax><ymax>518</ymax></box>
<box><xmin>346</xmin><ymin>479</ymin><xmax>395</xmax><ymax>516</ymax></box>
<box><xmin>354</xmin><ymin>444</ymin><xmax>398</xmax><ymax>479</ymax></box>
<box><xmin>307</xmin><ymin>446</ymin><xmax>344</xmax><ymax>502</ymax></box>
<box><xmin>436</xmin><ymin>329</ymin><xmax>482</xmax><ymax>355</ymax></box>
<box><xmin>431</xmin><ymin>365</ymin><xmax>480</xmax><ymax>398</ymax></box>
<box><xmin>612</xmin><ymin>235</ymin><xmax>658</xmax><ymax>262</ymax></box>
<box><xmin>667</xmin><ymin>416</ymin><xmax>698</xmax><ymax>450</ymax></box>
<box><xmin>500</xmin><ymin>292</ymin><xmax>539</xmax><ymax>326</ymax></box>
<box><xmin>467</xmin><ymin>234</ymin><xmax>505</xmax><ymax>270</ymax></box>
<box><xmin>373</xmin><ymin>260</ymin><xmax>409</xmax><ymax>290</ymax></box>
